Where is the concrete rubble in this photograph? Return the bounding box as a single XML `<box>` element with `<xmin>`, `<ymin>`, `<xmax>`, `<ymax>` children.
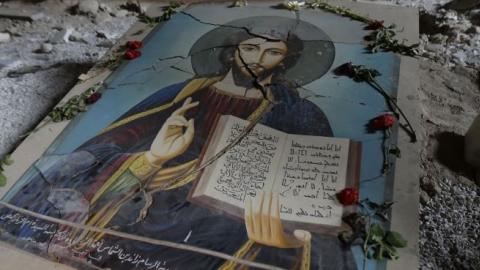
<box><xmin>0</xmin><ymin>32</ymin><xmax>10</xmax><ymax>42</ymax></box>
<box><xmin>0</xmin><ymin>0</ymin><xmax>136</xmax><ymax>157</ymax></box>
<box><xmin>0</xmin><ymin>0</ymin><xmax>479</xmax><ymax>269</ymax></box>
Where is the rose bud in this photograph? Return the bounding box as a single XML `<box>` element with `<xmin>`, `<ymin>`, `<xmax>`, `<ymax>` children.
<box><xmin>337</xmin><ymin>188</ymin><xmax>359</xmax><ymax>205</ymax></box>
<box><xmin>85</xmin><ymin>92</ymin><xmax>102</xmax><ymax>105</ymax></box>
<box><xmin>126</xmin><ymin>40</ymin><xmax>143</xmax><ymax>50</ymax></box>
<box><xmin>334</xmin><ymin>62</ymin><xmax>356</xmax><ymax>77</ymax></box>
<box><xmin>124</xmin><ymin>49</ymin><xmax>142</xmax><ymax>60</ymax></box>
<box><xmin>369</xmin><ymin>113</ymin><xmax>396</xmax><ymax>130</ymax></box>
<box><xmin>365</xmin><ymin>20</ymin><xmax>385</xmax><ymax>30</ymax></box>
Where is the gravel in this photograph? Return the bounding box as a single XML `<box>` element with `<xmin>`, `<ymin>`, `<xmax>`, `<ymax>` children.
<box><xmin>417</xmin><ymin>59</ymin><xmax>480</xmax><ymax>269</ymax></box>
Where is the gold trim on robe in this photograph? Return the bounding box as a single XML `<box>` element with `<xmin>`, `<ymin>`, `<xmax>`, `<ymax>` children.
<box><xmin>81</xmin><ymin>77</ymin><xmax>310</xmax><ymax>269</ymax></box>
<box><xmin>99</xmin><ymin>77</ymin><xmax>222</xmax><ymax>135</ymax></box>
<box><xmin>90</xmin><ymin>154</ymin><xmax>139</xmax><ymax>205</ymax></box>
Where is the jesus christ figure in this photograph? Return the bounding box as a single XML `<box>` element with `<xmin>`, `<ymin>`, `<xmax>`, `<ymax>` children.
<box><xmin>6</xmin><ymin>16</ymin><xmax>356</xmax><ymax>270</ymax></box>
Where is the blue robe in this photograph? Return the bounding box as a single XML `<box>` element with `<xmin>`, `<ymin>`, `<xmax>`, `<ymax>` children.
<box><xmin>1</xmin><ymin>79</ymin><xmax>357</xmax><ymax>270</ymax></box>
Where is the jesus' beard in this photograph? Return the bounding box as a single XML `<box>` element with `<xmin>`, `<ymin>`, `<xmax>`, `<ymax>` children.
<box><xmin>231</xmin><ymin>62</ymin><xmax>282</xmax><ymax>89</ymax></box>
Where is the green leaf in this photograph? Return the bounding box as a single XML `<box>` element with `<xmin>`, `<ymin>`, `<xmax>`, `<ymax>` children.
<box><xmin>382</xmin><ymin>244</ymin><xmax>400</xmax><ymax>260</ymax></box>
<box><xmin>0</xmin><ymin>173</ymin><xmax>6</xmax><ymax>187</ymax></box>
<box><xmin>389</xmin><ymin>147</ymin><xmax>401</xmax><ymax>158</ymax></box>
<box><xmin>230</xmin><ymin>0</ymin><xmax>247</xmax><ymax>7</ymax></box>
<box><xmin>373</xmin><ymin>244</ymin><xmax>385</xmax><ymax>260</ymax></box>
<box><xmin>385</xmin><ymin>231</ymin><xmax>407</xmax><ymax>248</ymax></box>
<box><xmin>2</xmin><ymin>155</ymin><xmax>13</xmax><ymax>166</ymax></box>
<box><xmin>369</xmin><ymin>223</ymin><xmax>385</xmax><ymax>243</ymax></box>
<box><xmin>338</xmin><ymin>231</ymin><xmax>353</xmax><ymax>243</ymax></box>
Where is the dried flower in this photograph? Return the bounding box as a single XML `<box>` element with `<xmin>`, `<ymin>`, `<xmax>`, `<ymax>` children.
<box><xmin>365</xmin><ymin>20</ymin><xmax>384</xmax><ymax>30</ymax></box>
<box><xmin>339</xmin><ymin>199</ymin><xmax>407</xmax><ymax>264</ymax></box>
<box><xmin>280</xmin><ymin>1</ymin><xmax>305</xmax><ymax>11</ymax></box>
<box><xmin>124</xmin><ymin>49</ymin><xmax>142</xmax><ymax>60</ymax></box>
<box><xmin>85</xmin><ymin>92</ymin><xmax>102</xmax><ymax>105</ymax></box>
<box><xmin>334</xmin><ymin>62</ymin><xmax>356</xmax><ymax>77</ymax></box>
<box><xmin>389</xmin><ymin>147</ymin><xmax>401</xmax><ymax>158</ymax></box>
<box><xmin>48</xmin><ymin>85</ymin><xmax>101</xmax><ymax>122</ymax></box>
<box><xmin>307</xmin><ymin>1</ymin><xmax>418</xmax><ymax>57</ymax></box>
<box><xmin>334</xmin><ymin>63</ymin><xmax>381</xmax><ymax>82</ymax></box>
<box><xmin>0</xmin><ymin>155</ymin><xmax>14</xmax><ymax>187</ymax></box>
<box><xmin>136</xmin><ymin>2</ymin><xmax>182</xmax><ymax>26</ymax></box>
<box><xmin>337</xmin><ymin>188</ymin><xmax>359</xmax><ymax>205</ymax></box>
<box><xmin>365</xmin><ymin>26</ymin><xmax>419</xmax><ymax>56</ymax></box>
<box><xmin>369</xmin><ymin>113</ymin><xmax>395</xmax><ymax>130</ymax></box>
<box><xmin>159</xmin><ymin>1</ymin><xmax>182</xmax><ymax>21</ymax></box>
<box><xmin>337</xmin><ymin>62</ymin><xmax>416</xmax><ymax>142</ymax></box>
<box><xmin>307</xmin><ymin>1</ymin><xmax>371</xmax><ymax>23</ymax></box>
<box><xmin>230</xmin><ymin>0</ymin><xmax>248</xmax><ymax>7</ymax></box>
<box><xmin>126</xmin><ymin>40</ymin><xmax>143</xmax><ymax>50</ymax></box>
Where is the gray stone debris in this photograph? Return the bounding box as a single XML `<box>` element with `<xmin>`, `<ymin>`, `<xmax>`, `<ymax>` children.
<box><xmin>99</xmin><ymin>3</ymin><xmax>112</xmax><ymax>14</ymax></box>
<box><xmin>0</xmin><ymin>32</ymin><xmax>11</xmax><ymax>43</ymax></box>
<box><xmin>68</xmin><ymin>30</ymin><xmax>87</xmax><ymax>43</ymax></box>
<box><xmin>38</xmin><ymin>43</ymin><xmax>53</xmax><ymax>54</ymax></box>
<box><xmin>77</xmin><ymin>0</ymin><xmax>99</xmax><ymax>16</ymax></box>
<box><xmin>0</xmin><ymin>0</ymin><xmax>136</xmax><ymax>158</ymax></box>
<box><xmin>419</xmin><ymin>6</ymin><xmax>480</xmax><ymax>68</ymax></box>
<box><xmin>49</xmin><ymin>27</ymin><xmax>73</xmax><ymax>44</ymax></box>
<box><xmin>443</xmin><ymin>0</ymin><xmax>480</xmax><ymax>11</ymax></box>
<box><xmin>0</xmin><ymin>6</ymin><xmax>45</xmax><ymax>21</ymax></box>
<box><xmin>111</xmin><ymin>9</ymin><xmax>129</xmax><ymax>18</ymax></box>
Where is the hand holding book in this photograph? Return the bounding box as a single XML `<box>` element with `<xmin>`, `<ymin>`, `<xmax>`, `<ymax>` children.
<box><xmin>245</xmin><ymin>191</ymin><xmax>312</xmax><ymax>248</ymax></box>
<box><xmin>189</xmin><ymin>115</ymin><xmax>362</xmax><ymax>234</ymax></box>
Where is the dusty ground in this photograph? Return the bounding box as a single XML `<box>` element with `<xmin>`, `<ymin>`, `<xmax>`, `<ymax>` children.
<box><xmin>0</xmin><ymin>0</ymin><xmax>479</xmax><ymax>269</ymax></box>
<box><xmin>0</xmin><ymin>0</ymin><xmax>136</xmax><ymax>155</ymax></box>
<box><xmin>418</xmin><ymin>60</ymin><xmax>480</xmax><ymax>269</ymax></box>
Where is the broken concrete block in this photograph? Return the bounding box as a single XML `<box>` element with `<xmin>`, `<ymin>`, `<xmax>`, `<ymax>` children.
<box><xmin>7</xmin><ymin>65</ymin><xmax>42</xmax><ymax>78</ymax></box>
<box><xmin>69</xmin><ymin>30</ymin><xmax>94</xmax><ymax>44</ymax></box>
<box><xmin>68</xmin><ymin>30</ymin><xmax>83</xmax><ymax>42</ymax></box>
<box><xmin>78</xmin><ymin>0</ymin><xmax>99</xmax><ymax>15</ymax></box>
<box><xmin>443</xmin><ymin>0</ymin><xmax>480</xmax><ymax>11</ymax></box>
<box><xmin>111</xmin><ymin>9</ymin><xmax>129</xmax><ymax>18</ymax></box>
<box><xmin>0</xmin><ymin>59</ymin><xmax>10</xmax><ymax>70</ymax></box>
<box><xmin>39</xmin><ymin>43</ymin><xmax>53</xmax><ymax>53</ymax></box>
<box><xmin>99</xmin><ymin>3</ymin><xmax>112</xmax><ymax>13</ymax></box>
<box><xmin>50</xmin><ymin>28</ymin><xmax>73</xmax><ymax>44</ymax></box>
<box><xmin>0</xmin><ymin>32</ymin><xmax>10</xmax><ymax>43</ymax></box>
<box><xmin>0</xmin><ymin>7</ymin><xmax>45</xmax><ymax>21</ymax></box>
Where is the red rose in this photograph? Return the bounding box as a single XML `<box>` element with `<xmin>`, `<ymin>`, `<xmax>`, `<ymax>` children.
<box><xmin>85</xmin><ymin>92</ymin><xmax>102</xmax><ymax>105</ymax></box>
<box><xmin>337</xmin><ymin>188</ymin><xmax>359</xmax><ymax>205</ymax></box>
<box><xmin>369</xmin><ymin>113</ymin><xmax>395</xmax><ymax>130</ymax></box>
<box><xmin>334</xmin><ymin>62</ymin><xmax>356</xmax><ymax>77</ymax></box>
<box><xmin>124</xmin><ymin>49</ymin><xmax>142</xmax><ymax>60</ymax></box>
<box><xmin>365</xmin><ymin>20</ymin><xmax>384</xmax><ymax>30</ymax></box>
<box><xmin>126</xmin><ymin>40</ymin><xmax>143</xmax><ymax>50</ymax></box>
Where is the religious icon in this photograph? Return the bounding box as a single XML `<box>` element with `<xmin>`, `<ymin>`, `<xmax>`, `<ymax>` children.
<box><xmin>0</xmin><ymin>4</ymin><xmax>403</xmax><ymax>270</ymax></box>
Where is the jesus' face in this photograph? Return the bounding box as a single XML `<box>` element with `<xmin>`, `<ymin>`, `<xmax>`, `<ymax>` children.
<box><xmin>233</xmin><ymin>37</ymin><xmax>288</xmax><ymax>78</ymax></box>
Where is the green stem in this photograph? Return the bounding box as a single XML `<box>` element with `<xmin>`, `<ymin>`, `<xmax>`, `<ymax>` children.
<box><xmin>368</xmin><ymin>74</ymin><xmax>417</xmax><ymax>143</ymax></box>
<box><xmin>363</xmin><ymin>216</ymin><xmax>371</xmax><ymax>270</ymax></box>
<box><xmin>308</xmin><ymin>1</ymin><xmax>372</xmax><ymax>24</ymax></box>
<box><xmin>381</xmin><ymin>129</ymin><xmax>390</xmax><ymax>174</ymax></box>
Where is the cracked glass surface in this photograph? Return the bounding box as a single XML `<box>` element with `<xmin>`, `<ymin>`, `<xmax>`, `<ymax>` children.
<box><xmin>0</xmin><ymin>2</ymin><xmax>402</xmax><ymax>270</ymax></box>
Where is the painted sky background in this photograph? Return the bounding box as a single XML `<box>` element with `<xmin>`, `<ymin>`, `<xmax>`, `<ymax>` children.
<box><xmin>6</xmin><ymin>4</ymin><xmax>401</xmax><ymax>270</ymax></box>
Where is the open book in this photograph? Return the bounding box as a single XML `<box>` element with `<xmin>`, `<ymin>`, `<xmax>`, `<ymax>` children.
<box><xmin>189</xmin><ymin>115</ymin><xmax>362</xmax><ymax>233</ymax></box>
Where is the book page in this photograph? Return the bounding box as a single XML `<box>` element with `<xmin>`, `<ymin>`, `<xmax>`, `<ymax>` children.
<box><xmin>202</xmin><ymin>115</ymin><xmax>287</xmax><ymax>209</ymax></box>
<box><xmin>274</xmin><ymin>135</ymin><xmax>351</xmax><ymax>227</ymax></box>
